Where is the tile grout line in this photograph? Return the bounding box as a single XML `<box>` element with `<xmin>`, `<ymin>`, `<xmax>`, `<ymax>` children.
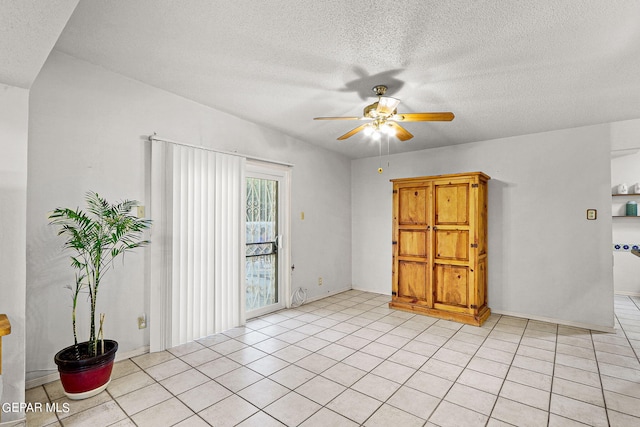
<box><xmin>36</xmin><ymin>291</ymin><xmax>640</xmax><ymax>426</ymax></box>
<box><xmin>44</xmin><ymin>314</ymin><xmax>557</xmax><ymax>425</ymax></box>
<box><xmin>105</xmin><ymin>387</ymin><xmax>135</xmax><ymax>426</ymax></box>
<box><xmin>263</xmin><ymin>294</ymin><xmax>398</xmax><ymax>425</ymax></box>
<box><xmin>328</xmin><ymin>303</ymin><xmax>510</xmax><ymax>425</ymax></box>
<box><xmin>251</xmin><ymin>298</ymin><xmax>480</xmax><ymax>425</ymax></box>
<box><xmin>262</xmin><ymin>298</ymin><xmax>432</xmax><ymax>425</ymax></box>
<box><xmin>359</xmin><ymin>320</ymin><xmax>476</xmax><ymax>425</ymax></box>
<box><xmin>203</xmin><ymin>294</ymin><xmax>390</xmax><ymax>425</ymax></box>
<box><xmin>40</xmin><ymin>384</ymin><xmax>61</xmax><ymax>426</ymax></box>
<box><xmin>125</xmin><ymin>355</ymin><xmax>193</xmax><ymax>425</ymax></box>
<box><xmin>424</xmin><ymin>317</ymin><xmax>505</xmax><ymax>427</ymax></box>
<box><xmin>138</xmin><ymin>302</ymin><xmax>522</xmax><ymax>425</ymax></box>
<box><xmin>618</xmin><ymin>296</ymin><xmax>640</xmax><ymax>363</ymax></box>
<box><xmin>427</xmin><ymin>319</ymin><xmax>506</xmax><ymax>427</ymax></box>
<box><xmin>129</xmin><ymin>308</ymin><xmax>324</xmax><ymax>425</ymax></box>
<box><xmin>547</xmin><ymin>319</ymin><xmax>559</xmax><ymax>427</ymax></box>
<box><xmin>483</xmin><ymin>318</ymin><xmax>527</xmax><ymax>427</ymax></box>
<box><xmin>590</xmin><ymin>320</ymin><xmax>612</xmax><ymax>427</ymax></box>
<box><xmin>118</xmin><ymin>349</ymin><xmax>221</xmax><ymax>425</ymax></box>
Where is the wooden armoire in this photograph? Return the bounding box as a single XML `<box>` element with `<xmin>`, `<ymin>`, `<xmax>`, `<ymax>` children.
<box><xmin>389</xmin><ymin>172</ymin><xmax>490</xmax><ymax>326</ymax></box>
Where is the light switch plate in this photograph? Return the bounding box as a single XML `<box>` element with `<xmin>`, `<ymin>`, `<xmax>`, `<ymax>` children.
<box><xmin>587</xmin><ymin>209</ymin><xmax>597</xmax><ymax>220</ymax></box>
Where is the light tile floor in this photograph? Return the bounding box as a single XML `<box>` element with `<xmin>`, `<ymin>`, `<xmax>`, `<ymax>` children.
<box><xmin>26</xmin><ymin>291</ymin><xmax>640</xmax><ymax>426</ymax></box>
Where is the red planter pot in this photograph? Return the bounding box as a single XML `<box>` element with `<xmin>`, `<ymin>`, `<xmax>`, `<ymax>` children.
<box><xmin>54</xmin><ymin>340</ymin><xmax>118</xmax><ymax>400</ymax></box>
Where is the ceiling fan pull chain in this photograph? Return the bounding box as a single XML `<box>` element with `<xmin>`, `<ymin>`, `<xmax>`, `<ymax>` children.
<box><xmin>378</xmin><ymin>137</ymin><xmax>383</xmax><ymax>174</ymax></box>
<box><xmin>387</xmin><ymin>134</ymin><xmax>390</xmax><ymax>169</ymax></box>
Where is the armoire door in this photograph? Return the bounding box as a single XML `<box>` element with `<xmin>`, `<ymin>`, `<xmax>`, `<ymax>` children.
<box><xmin>392</xmin><ymin>181</ymin><xmax>432</xmax><ymax>307</ymax></box>
<box><xmin>432</xmin><ymin>177</ymin><xmax>475</xmax><ymax>314</ymax></box>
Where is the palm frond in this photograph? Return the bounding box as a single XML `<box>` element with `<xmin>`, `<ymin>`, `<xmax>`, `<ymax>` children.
<box><xmin>49</xmin><ymin>191</ymin><xmax>152</xmax><ymax>350</ymax></box>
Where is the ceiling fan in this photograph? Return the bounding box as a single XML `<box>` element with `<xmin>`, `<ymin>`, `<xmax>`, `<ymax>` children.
<box><xmin>314</xmin><ymin>85</ymin><xmax>454</xmax><ymax>141</ymax></box>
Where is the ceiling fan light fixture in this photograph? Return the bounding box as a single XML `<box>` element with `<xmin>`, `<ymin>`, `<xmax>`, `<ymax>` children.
<box><xmin>363</xmin><ymin>125</ymin><xmax>374</xmax><ymax>136</ymax></box>
<box><xmin>383</xmin><ymin>123</ymin><xmax>396</xmax><ymax>136</ymax></box>
<box><xmin>376</xmin><ymin>97</ymin><xmax>400</xmax><ymax>116</ymax></box>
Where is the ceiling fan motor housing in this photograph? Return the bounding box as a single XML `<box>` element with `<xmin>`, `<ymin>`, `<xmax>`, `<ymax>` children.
<box><xmin>372</xmin><ymin>85</ymin><xmax>388</xmax><ymax>96</ymax></box>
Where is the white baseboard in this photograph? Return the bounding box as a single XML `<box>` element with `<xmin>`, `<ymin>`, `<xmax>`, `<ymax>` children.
<box><xmin>25</xmin><ymin>345</ymin><xmax>150</xmax><ymax>390</ymax></box>
<box><xmin>615</xmin><ymin>290</ymin><xmax>640</xmax><ymax>297</ymax></box>
<box><xmin>118</xmin><ymin>345</ymin><xmax>150</xmax><ymax>361</ymax></box>
<box><xmin>350</xmin><ymin>288</ymin><xmax>618</xmax><ymax>333</ymax></box>
<box><xmin>25</xmin><ymin>372</ymin><xmax>59</xmax><ymax>390</ymax></box>
<box><xmin>350</xmin><ymin>287</ymin><xmax>389</xmax><ymax>296</ymax></box>
<box><xmin>491</xmin><ymin>309</ymin><xmax>616</xmax><ymax>333</ymax></box>
<box><xmin>347</xmin><ymin>288</ymin><xmax>618</xmax><ymax>333</ymax></box>
<box><xmin>304</xmin><ymin>286</ymin><xmax>353</xmax><ymax>303</ymax></box>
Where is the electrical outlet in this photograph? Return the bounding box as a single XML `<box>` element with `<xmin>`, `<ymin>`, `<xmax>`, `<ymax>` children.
<box><xmin>138</xmin><ymin>315</ymin><xmax>147</xmax><ymax>329</ymax></box>
<box><xmin>318</xmin><ymin>277</ymin><xmax>323</xmax><ymax>286</ymax></box>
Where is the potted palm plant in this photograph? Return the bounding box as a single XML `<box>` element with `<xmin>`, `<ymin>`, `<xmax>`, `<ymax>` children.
<box><xmin>49</xmin><ymin>191</ymin><xmax>151</xmax><ymax>399</ymax></box>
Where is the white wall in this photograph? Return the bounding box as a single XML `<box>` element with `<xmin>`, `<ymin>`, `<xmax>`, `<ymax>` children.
<box><xmin>352</xmin><ymin>125</ymin><xmax>614</xmax><ymax>330</ymax></box>
<box><xmin>0</xmin><ymin>84</ymin><xmax>28</xmax><ymax>423</ymax></box>
<box><xmin>26</xmin><ymin>51</ymin><xmax>351</xmax><ymax>380</ymax></box>
<box><xmin>610</xmin><ymin>118</ymin><xmax>640</xmax><ymax>296</ymax></box>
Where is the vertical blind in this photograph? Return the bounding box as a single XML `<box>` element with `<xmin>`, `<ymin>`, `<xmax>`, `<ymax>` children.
<box><xmin>150</xmin><ymin>140</ymin><xmax>245</xmax><ymax>351</ymax></box>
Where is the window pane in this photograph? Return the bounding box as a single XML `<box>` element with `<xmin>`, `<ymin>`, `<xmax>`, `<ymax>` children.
<box><xmin>246</xmin><ymin>177</ymin><xmax>278</xmax><ymax>311</ymax></box>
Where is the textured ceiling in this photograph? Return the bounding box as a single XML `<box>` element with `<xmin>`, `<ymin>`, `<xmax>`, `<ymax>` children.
<box><xmin>53</xmin><ymin>0</ymin><xmax>640</xmax><ymax>159</ymax></box>
<box><xmin>0</xmin><ymin>0</ymin><xmax>78</xmax><ymax>89</ymax></box>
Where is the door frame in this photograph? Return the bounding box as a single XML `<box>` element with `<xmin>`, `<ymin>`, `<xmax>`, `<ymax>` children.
<box><xmin>245</xmin><ymin>160</ymin><xmax>291</xmax><ymax>318</ymax></box>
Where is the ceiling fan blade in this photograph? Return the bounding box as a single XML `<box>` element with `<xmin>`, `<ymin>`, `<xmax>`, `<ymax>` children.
<box><xmin>389</xmin><ymin>122</ymin><xmax>413</xmax><ymax>141</ymax></box>
<box><xmin>394</xmin><ymin>112</ymin><xmax>455</xmax><ymax>122</ymax></box>
<box><xmin>376</xmin><ymin>96</ymin><xmax>401</xmax><ymax>116</ymax></box>
<box><xmin>337</xmin><ymin>124</ymin><xmax>369</xmax><ymax>140</ymax></box>
<box><xmin>314</xmin><ymin>116</ymin><xmax>361</xmax><ymax>120</ymax></box>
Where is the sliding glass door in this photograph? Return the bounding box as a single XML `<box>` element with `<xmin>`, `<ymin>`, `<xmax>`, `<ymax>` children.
<box><xmin>245</xmin><ymin>163</ymin><xmax>290</xmax><ymax>317</ymax></box>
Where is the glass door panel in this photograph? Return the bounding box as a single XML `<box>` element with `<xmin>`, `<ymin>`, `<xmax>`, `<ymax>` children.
<box><xmin>246</xmin><ymin>177</ymin><xmax>279</xmax><ymax>313</ymax></box>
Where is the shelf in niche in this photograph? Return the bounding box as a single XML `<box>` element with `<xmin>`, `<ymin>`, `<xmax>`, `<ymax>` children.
<box><xmin>613</xmin><ymin>193</ymin><xmax>640</xmax><ymax>197</ymax></box>
<box><xmin>613</xmin><ymin>215</ymin><xmax>640</xmax><ymax>218</ymax></box>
